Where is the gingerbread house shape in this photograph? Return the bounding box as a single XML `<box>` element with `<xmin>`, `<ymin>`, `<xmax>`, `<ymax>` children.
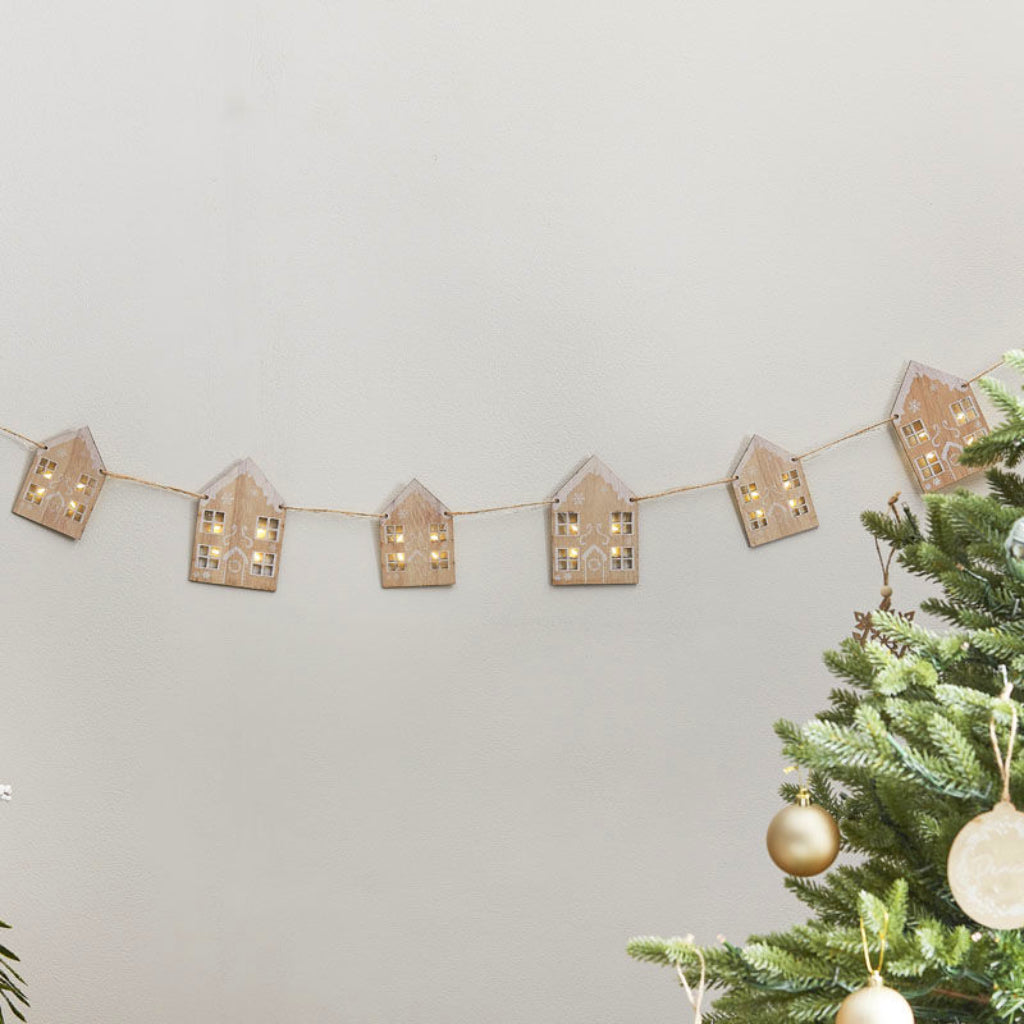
<box><xmin>189</xmin><ymin>459</ymin><xmax>286</xmax><ymax>593</ymax></box>
<box><xmin>550</xmin><ymin>456</ymin><xmax>638</xmax><ymax>586</ymax></box>
<box><xmin>890</xmin><ymin>361</ymin><xmax>990</xmax><ymax>491</ymax></box>
<box><xmin>13</xmin><ymin>426</ymin><xmax>106</xmax><ymax>540</ymax></box>
<box><xmin>379</xmin><ymin>480</ymin><xmax>454</xmax><ymax>588</ymax></box>
<box><xmin>730</xmin><ymin>436</ymin><xmax>818</xmax><ymax>548</ymax></box>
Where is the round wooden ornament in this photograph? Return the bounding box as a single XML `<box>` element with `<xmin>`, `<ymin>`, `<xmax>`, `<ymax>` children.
<box><xmin>947</xmin><ymin>670</ymin><xmax>1024</xmax><ymax>929</ymax></box>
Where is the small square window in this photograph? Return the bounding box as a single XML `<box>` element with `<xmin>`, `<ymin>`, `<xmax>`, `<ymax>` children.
<box><xmin>251</xmin><ymin>552</ymin><xmax>276</xmax><ymax>577</ymax></box>
<box><xmin>740</xmin><ymin>482</ymin><xmax>760</xmax><ymax>503</ymax></box>
<box><xmin>256</xmin><ymin>516</ymin><xmax>280</xmax><ymax>541</ymax></box>
<box><xmin>556</xmin><ymin>547</ymin><xmax>580</xmax><ymax>571</ymax></box>
<box><xmin>556</xmin><ymin>512</ymin><xmax>580</xmax><ymax>536</ymax></box>
<box><xmin>611</xmin><ymin>511</ymin><xmax>633</xmax><ymax>535</ymax></box>
<box><xmin>202</xmin><ymin>510</ymin><xmax>226</xmax><ymax>534</ymax></box>
<box><xmin>429</xmin><ymin>522</ymin><xmax>448</xmax><ymax>542</ymax></box>
<box><xmin>781</xmin><ymin>470</ymin><xmax>800</xmax><ymax>489</ymax></box>
<box><xmin>747</xmin><ymin>508</ymin><xmax>768</xmax><ymax>530</ymax></box>
<box><xmin>789</xmin><ymin>495</ymin><xmax>809</xmax><ymax>517</ymax></box>
<box><xmin>962</xmin><ymin>429</ymin><xmax>988</xmax><ymax>449</ymax></box>
<box><xmin>65</xmin><ymin>500</ymin><xmax>86</xmax><ymax>522</ymax></box>
<box><xmin>76</xmin><ymin>474</ymin><xmax>97</xmax><ymax>496</ymax></box>
<box><xmin>430</xmin><ymin>550</ymin><xmax>450</xmax><ymax>570</ymax></box>
<box><xmin>385</xmin><ymin>523</ymin><xmax>405</xmax><ymax>544</ymax></box>
<box><xmin>915</xmin><ymin>451</ymin><xmax>944</xmax><ymax>479</ymax></box>
<box><xmin>610</xmin><ymin>546</ymin><xmax>634</xmax><ymax>570</ymax></box>
<box><xmin>24</xmin><ymin>483</ymin><xmax>46</xmax><ymax>505</ymax></box>
<box><xmin>387</xmin><ymin>552</ymin><xmax>406</xmax><ymax>572</ymax></box>
<box><xmin>196</xmin><ymin>544</ymin><xmax>221</xmax><ymax>570</ymax></box>
<box><xmin>902</xmin><ymin>419</ymin><xmax>929</xmax><ymax>447</ymax></box>
<box><xmin>950</xmin><ymin>396</ymin><xmax>979</xmax><ymax>425</ymax></box>
<box><xmin>35</xmin><ymin>458</ymin><xmax>57</xmax><ymax>479</ymax></box>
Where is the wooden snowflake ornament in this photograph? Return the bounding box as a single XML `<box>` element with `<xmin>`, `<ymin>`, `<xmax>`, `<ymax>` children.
<box><xmin>550</xmin><ymin>456</ymin><xmax>638</xmax><ymax>585</ymax></box>
<box><xmin>379</xmin><ymin>480</ymin><xmax>455</xmax><ymax>589</ymax></box>
<box><xmin>890</xmin><ymin>361</ymin><xmax>989</xmax><ymax>492</ymax></box>
<box><xmin>189</xmin><ymin>459</ymin><xmax>286</xmax><ymax>592</ymax></box>
<box><xmin>12</xmin><ymin>426</ymin><xmax>106</xmax><ymax>540</ymax></box>
<box><xmin>729</xmin><ymin>436</ymin><xmax>818</xmax><ymax>548</ymax></box>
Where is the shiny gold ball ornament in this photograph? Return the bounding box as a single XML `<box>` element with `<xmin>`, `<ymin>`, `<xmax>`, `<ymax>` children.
<box><xmin>947</xmin><ymin>799</ymin><xmax>1024</xmax><ymax>929</ymax></box>
<box><xmin>835</xmin><ymin>973</ymin><xmax>915</xmax><ymax>1024</ymax></box>
<box><xmin>766</xmin><ymin>788</ymin><xmax>840</xmax><ymax>877</ymax></box>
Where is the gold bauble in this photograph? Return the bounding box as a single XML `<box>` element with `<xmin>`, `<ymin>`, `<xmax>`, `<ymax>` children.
<box><xmin>766</xmin><ymin>795</ymin><xmax>840</xmax><ymax>877</ymax></box>
<box><xmin>947</xmin><ymin>799</ymin><xmax>1024</xmax><ymax>929</ymax></box>
<box><xmin>836</xmin><ymin>974</ymin><xmax>914</xmax><ymax>1024</ymax></box>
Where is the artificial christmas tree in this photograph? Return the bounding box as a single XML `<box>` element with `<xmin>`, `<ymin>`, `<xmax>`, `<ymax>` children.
<box><xmin>629</xmin><ymin>351</ymin><xmax>1024</xmax><ymax>1021</ymax></box>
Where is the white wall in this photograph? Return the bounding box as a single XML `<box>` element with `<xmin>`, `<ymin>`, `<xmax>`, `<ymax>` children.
<box><xmin>1</xmin><ymin>4</ymin><xmax>1023</xmax><ymax>1021</ymax></box>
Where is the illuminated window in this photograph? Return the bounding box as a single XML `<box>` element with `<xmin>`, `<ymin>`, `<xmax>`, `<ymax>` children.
<box><xmin>611</xmin><ymin>511</ymin><xmax>633</xmax><ymax>535</ymax></box>
<box><xmin>24</xmin><ymin>483</ymin><xmax>46</xmax><ymax>505</ymax></box>
<box><xmin>781</xmin><ymin>470</ymin><xmax>800</xmax><ymax>490</ymax></box>
<box><xmin>430</xmin><ymin>550</ymin><xmax>450</xmax><ymax>570</ymax></box>
<box><xmin>385</xmin><ymin>523</ymin><xmax>404</xmax><ymax>544</ymax></box>
<box><xmin>256</xmin><ymin>516</ymin><xmax>280</xmax><ymax>541</ymax></box>
<box><xmin>429</xmin><ymin>522</ymin><xmax>447</xmax><ymax>542</ymax></box>
<box><xmin>950</xmin><ymin>396</ymin><xmax>979</xmax><ymax>425</ymax></box>
<box><xmin>902</xmin><ymin>419</ymin><xmax>929</xmax><ymax>447</ymax></box>
<box><xmin>789</xmin><ymin>495</ymin><xmax>809</xmax><ymax>517</ymax></box>
<box><xmin>76</xmin><ymin>474</ymin><xmax>97</xmax><ymax>496</ymax></box>
<box><xmin>251</xmin><ymin>552</ymin><xmax>276</xmax><ymax>577</ymax></box>
<box><xmin>202</xmin><ymin>510</ymin><xmax>226</xmax><ymax>534</ymax></box>
<box><xmin>35</xmin><ymin>458</ymin><xmax>57</xmax><ymax>479</ymax></box>
<box><xmin>556</xmin><ymin>547</ymin><xmax>580</xmax><ymax>571</ymax></box>
<box><xmin>740</xmin><ymin>482</ymin><xmax>760</xmax><ymax>503</ymax></box>
<box><xmin>747</xmin><ymin>508</ymin><xmax>768</xmax><ymax>530</ymax></box>
<box><xmin>65</xmin><ymin>499</ymin><xmax>86</xmax><ymax>522</ymax></box>
<box><xmin>610</xmin><ymin>546</ymin><xmax>634</xmax><ymax>570</ymax></box>
<box><xmin>196</xmin><ymin>544</ymin><xmax>221</xmax><ymax>570</ymax></box>
<box><xmin>387</xmin><ymin>552</ymin><xmax>406</xmax><ymax>572</ymax></box>
<box><xmin>962</xmin><ymin>429</ymin><xmax>988</xmax><ymax>449</ymax></box>
<box><xmin>916</xmin><ymin>451</ymin><xmax>943</xmax><ymax>479</ymax></box>
<box><xmin>556</xmin><ymin>512</ymin><xmax>580</xmax><ymax>535</ymax></box>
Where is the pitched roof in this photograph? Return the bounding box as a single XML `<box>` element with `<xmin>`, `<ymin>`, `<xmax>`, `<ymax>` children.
<box><xmin>44</xmin><ymin>425</ymin><xmax>105</xmax><ymax>471</ymax></box>
<box><xmin>554</xmin><ymin>455</ymin><xmax>635</xmax><ymax>504</ymax></box>
<box><xmin>199</xmin><ymin>458</ymin><xmax>285</xmax><ymax>509</ymax></box>
<box><xmin>890</xmin><ymin>360</ymin><xmax>967</xmax><ymax>416</ymax></box>
<box><xmin>732</xmin><ymin>434</ymin><xmax>798</xmax><ymax>473</ymax></box>
<box><xmin>381</xmin><ymin>478</ymin><xmax>449</xmax><ymax>516</ymax></box>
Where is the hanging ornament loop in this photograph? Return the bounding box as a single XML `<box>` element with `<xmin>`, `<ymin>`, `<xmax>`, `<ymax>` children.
<box><xmin>673</xmin><ymin>938</ymin><xmax>707</xmax><ymax>1024</ymax></box>
<box><xmin>990</xmin><ymin>666</ymin><xmax>1018</xmax><ymax>805</ymax></box>
<box><xmin>859</xmin><ymin>910</ymin><xmax>890</xmax><ymax>981</ymax></box>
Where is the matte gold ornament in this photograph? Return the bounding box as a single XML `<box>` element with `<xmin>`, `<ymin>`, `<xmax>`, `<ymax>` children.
<box><xmin>836</xmin><ymin>912</ymin><xmax>915</xmax><ymax>1023</ymax></box>
<box><xmin>766</xmin><ymin>784</ymin><xmax>840</xmax><ymax>877</ymax></box>
<box><xmin>836</xmin><ymin>973</ymin><xmax>915</xmax><ymax>1024</ymax></box>
<box><xmin>947</xmin><ymin>669</ymin><xmax>1024</xmax><ymax>929</ymax></box>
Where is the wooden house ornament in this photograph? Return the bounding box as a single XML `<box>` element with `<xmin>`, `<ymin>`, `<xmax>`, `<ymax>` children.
<box><xmin>189</xmin><ymin>459</ymin><xmax>285</xmax><ymax>593</ymax></box>
<box><xmin>379</xmin><ymin>480</ymin><xmax>454</xmax><ymax>588</ymax></box>
<box><xmin>550</xmin><ymin>456</ymin><xmax>638</xmax><ymax>586</ymax></box>
<box><xmin>890</xmin><ymin>361</ymin><xmax>990</xmax><ymax>492</ymax></box>
<box><xmin>12</xmin><ymin>426</ymin><xmax>106</xmax><ymax>540</ymax></box>
<box><xmin>729</xmin><ymin>436</ymin><xmax>818</xmax><ymax>548</ymax></box>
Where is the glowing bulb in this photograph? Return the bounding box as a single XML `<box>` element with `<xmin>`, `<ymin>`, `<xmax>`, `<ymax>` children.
<box><xmin>44</xmin><ymin>471</ymin><xmax>53</xmax><ymax>479</ymax></box>
<box><xmin>569</xmin><ymin>548</ymin><xmax>579</xmax><ymax>558</ymax></box>
<box><xmin>611</xmin><ymin>523</ymin><xmax>620</xmax><ymax>533</ymax></box>
<box><xmin>918</xmin><ymin>431</ymin><xmax>928</xmax><ymax>441</ymax></box>
<box><xmin>34</xmin><ymin>486</ymin><xmax>45</xmax><ymax>495</ymax></box>
<box><xmin>211</xmin><ymin>548</ymin><xmax>221</xmax><ymax>557</ymax></box>
<box><xmin>253</xmin><ymin>552</ymin><xmax>263</xmax><ymax>562</ymax></box>
<box><xmin>783</xmin><ymin>480</ymin><xmax>791</xmax><ymax>489</ymax></box>
<box><xmin>965</xmin><ymin>435</ymin><xmax>975</xmax><ymax>446</ymax></box>
<box><xmin>256</xmin><ymin>528</ymin><xmax>266</xmax><ymax>538</ymax></box>
<box><xmin>396</xmin><ymin>533</ymin><xmax>405</xmax><ymax>543</ymax></box>
<box><xmin>430</xmin><ymin>533</ymin><xmax>439</xmax><ymax>541</ymax></box>
<box><xmin>788</xmin><ymin>498</ymin><xmax>797</xmax><ymax>507</ymax></box>
<box><xmin>396</xmin><ymin>552</ymin><xmax>405</xmax><ymax>562</ymax></box>
<box><xmin>756</xmin><ymin>509</ymin><xmax>765</xmax><ymax>518</ymax></box>
<box><xmin>431</xmin><ymin>550</ymin><xmax>440</xmax><ymax>560</ymax></box>
<box><xmin>68</xmin><ymin>501</ymin><xmax>77</xmax><ymax>509</ymax></box>
<box><xmin>611</xmin><ymin>547</ymin><xmax>620</xmax><ymax>556</ymax></box>
<box><xmin>212</xmin><ymin>525</ymin><xmax>222</xmax><ymax>533</ymax></box>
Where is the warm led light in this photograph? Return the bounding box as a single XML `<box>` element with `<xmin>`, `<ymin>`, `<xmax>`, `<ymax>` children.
<box><xmin>918</xmin><ymin>431</ymin><xmax>928</xmax><ymax>441</ymax></box>
<box><xmin>44</xmin><ymin>471</ymin><xmax>53</xmax><ymax>479</ymax></box>
<box><xmin>611</xmin><ymin>523</ymin><xmax>620</xmax><ymax>533</ymax></box>
<box><xmin>33</xmin><ymin>486</ymin><xmax>45</xmax><ymax>495</ymax></box>
<box><xmin>211</xmin><ymin>548</ymin><xmax>221</xmax><ymax>557</ymax></box>
<box><xmin>396</xmin><ymin>533</ymin><xmax>405</xmax><ymax>543</ymax></box>
<box><xmin>965</xmin><ymin>435</ymin><xmax>976</xmax><ymax>446</ymax></box>
<box><xmin>256</xmin><ymin>528</ymin><xmax>266</xmax><ymax>538</ymax></box>
<box><xmin>783</xmin><ymin>480</ymin><xmax>791</xmax><ymax>489</ymax></box>
<box><xmin>431</xmin><ymin>550</ymin><xmax>440</xmax><ymax>560</ymax></box>
<box><xmin>788</xmin><ymin>498</ymin><xmax>797</xmax><ymax>507</ymax></box>
<box><xmin>212</xmin><ymin>525</ymin><xmax>222</xmax><ymax>533</ymax></box>
<box><xmin>926</xmin><ymin>452</ymin><xmax>937</xmax><ymax>463</ymax></box>
<box><xmin>569</xmin><ymin>548</ymin><xmax>579</xmax><ymax>557</ymax></box>
<box><xmin>396</xmin><ymin>552</ymin><xmax>405</xmax><ymax>562</ymax></box>
<box><xmin>430</xmin><ymin>533</ymin><xmax>439</xmax><ymax>541</ymax></box>
<box><xmin>756</xmin><ymin>509</ymin><xmax>764</xmax><ymax>517</ymax></box>
<box><xmin>570</xmin><ymin>524</ymin><xmax>579</xmax><ymax>534</ymax></box>
<box><xmin>253</xmin><ymin>552</ymin><xmax>263</xmax><ymax>562</ymax></box>
<box><xmin>611</xmin><ymin>547</ymin><xmax>620</xmax><ymax>556</ymax></box>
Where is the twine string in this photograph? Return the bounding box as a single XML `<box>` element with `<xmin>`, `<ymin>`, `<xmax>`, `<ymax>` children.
<box><xmin>100</xmin><ymin>470</ymin><xmax>207</xmax><ymax>501</ymax></box>
<box><xmin>674</xmin><ymin>943</ymin><xmax>708</xmax><ymax>1024</ymax></box>
<box><xmin>990</xmin><ymin>666</ymin><xmax>1018</xmax><ymax>804</ymax></box>
<box><xmin>0</xmin><ymin>355</ymin><xmax>1005</xmax><ymax>516</ymax></box>
<box><xmin>859</xmin><ymin>909</ymin><xmax>890</xmax><ymax>979</ymax></box>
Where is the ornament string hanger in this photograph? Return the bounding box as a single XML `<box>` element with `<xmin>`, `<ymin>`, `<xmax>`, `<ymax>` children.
<box><xmin>673</xmin><ymin>936</ymin><xmax>707</xmax><ymax>1024</ymax></box>
<box><xmin>784</xmin><ymin>764</ymin><xmax>811</xmax><ymax>804</ymax></box>
<box><xmin>990</xmin><ymin>665</ymin><xmax>1018</xmax><ymax>805</ymax></box>
<box><xmin>858</xmin><ymin>909</ymin><xmax>890</xmax><ymax>983</ymax></box>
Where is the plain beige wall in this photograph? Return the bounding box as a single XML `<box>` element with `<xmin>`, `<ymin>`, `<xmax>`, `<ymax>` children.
<box><xmin>1</xmin><ymin>3</ymin><xmax>1023</xmax><ymax>1021</ymax></box>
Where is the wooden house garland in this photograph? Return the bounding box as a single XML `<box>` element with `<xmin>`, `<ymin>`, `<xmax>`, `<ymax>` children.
<box><xmin>729</xmin><ymin>435</ymin><xmax>818</xmax><ymax>548</ymax></box>
<box><xmin>189</xmin><ymin>459</ymin><xmax>286</xmax><ymax>593</ymax></box>
<box><xmin>890</xmin><ymin>361</ymin><xmax>989</xmax><ymax>491</ymax></box>
<box><xmin>12</xmin><ymin>426</ymin><xmax>106</xmax><ymax>540</ymax></box>
<box><xmin>379</xmin><ymin>480</ymin><xmax>454</xmax><ymax>588</ymax></box>
<box><xmin>550</xmin><ymin>456</ymin><xmax>638</xmax><ymax>586</ymax></box>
